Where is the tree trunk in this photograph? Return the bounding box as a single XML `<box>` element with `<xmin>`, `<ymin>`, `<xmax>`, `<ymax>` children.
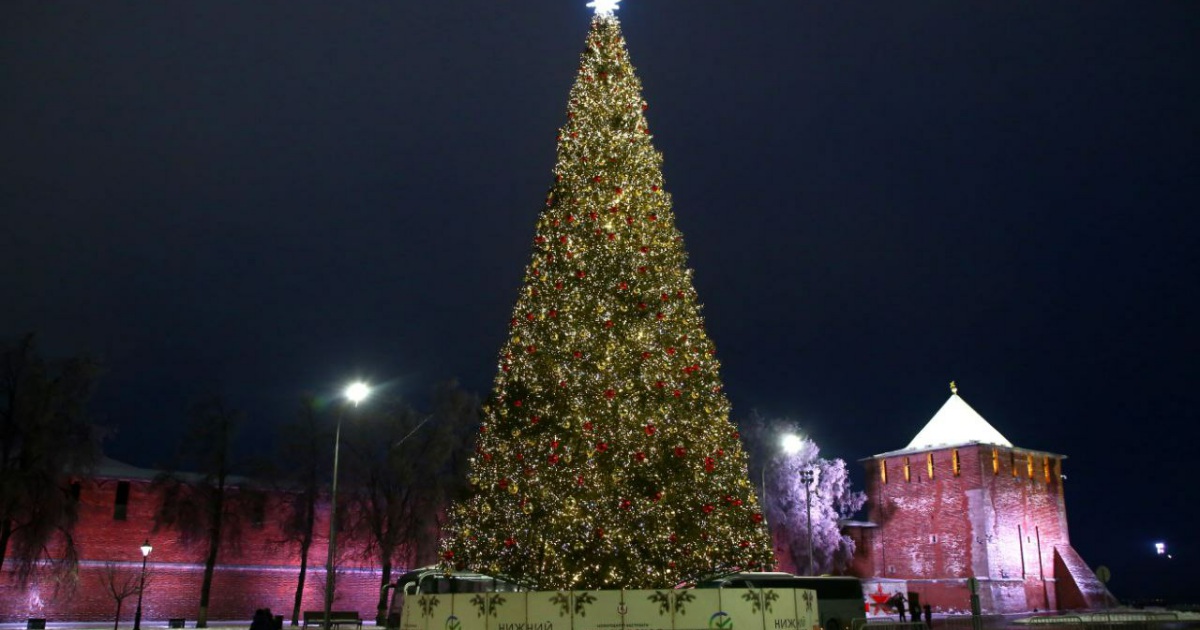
<box><xmin>376</xmin><ymin>559</ymin><xmax>393</xmax><ymax>626</ymax></box>
<box><xmin>291</xmin><ymin>530</ymin><xmax>313</xmax><ymax>626</ymax></box>
<box><xmin>113</xmin><ymin>599</ymin><xmax>123</xmax><ymax>630</ymax></box>
<box><xmin>0</xmin><ymin>518</ymin><xmax>11</xmax><ymax>575</ymax></box>
<box><xmin>197</xmin><ymin>490</ymin><xmax>225</xmax><ymax>628</ymax></box>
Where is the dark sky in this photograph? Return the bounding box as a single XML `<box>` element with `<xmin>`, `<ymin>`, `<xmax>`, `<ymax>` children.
<box><xmin>3</xmin><ymin>1</ymin><xmax>1197</xmax><ymax>602</ymax></box>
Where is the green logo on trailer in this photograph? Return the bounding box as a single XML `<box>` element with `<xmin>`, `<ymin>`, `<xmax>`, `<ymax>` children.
<box><xmin>709</xmin><ymin>612</ymin><xmax>732</xmax><ymax>630</ymax></box>
<box><xmin>446</xmin><ymin>615</ymin><xmax>461</xmax><ymax>630</ymax></box>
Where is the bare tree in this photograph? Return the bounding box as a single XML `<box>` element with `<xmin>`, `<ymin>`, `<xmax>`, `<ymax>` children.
<box><xmin>272</xmin><ymin>394</ymin><xmax>327</xmax><ymax>626</ymax></box>
<box><xmin>152</xmin><ymin>395</ymin><xmax>262</xmax><ymax>627</ymax></box>
<box><xmin>342</xmin><ymin>381</ymin><xmax>478</xmax><ymax>625</ymax></box>
<box><xmin>98</xmin><ymin>560</ymin><xmax>154</xmax><ymax>630</ymax></box>
<box><xmin>0</xmin><ymin>333</ymin><xmax>100</xmax><ymax>584</ymax></box>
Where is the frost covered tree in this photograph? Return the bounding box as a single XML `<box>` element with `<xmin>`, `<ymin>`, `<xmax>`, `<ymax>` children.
<box><xmin>742</xmin><ymin>415</ymin><xmax>866</xmax><ymax>574</ymax></box>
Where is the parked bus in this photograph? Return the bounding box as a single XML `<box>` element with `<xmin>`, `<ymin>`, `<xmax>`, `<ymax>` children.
<box><xmin>385</xmin><ymin>566</ymin><xmax>524</xmax><ymax>629</ymax></box>
<box><xmin>697</xmin><ymin>572</ymin><xmax>866</xmax><ymax>630</ymax></box>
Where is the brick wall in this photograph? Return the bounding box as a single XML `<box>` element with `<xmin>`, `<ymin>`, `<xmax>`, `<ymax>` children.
<box><xmin>855</xmin><ymin>444</ymin><xmax>1075</xmax><ymax>614</ymax></box>
<box><xmin>1</xmin><ymin>474</ymin><xmax>410</xmax><ymax>623</ymax></box>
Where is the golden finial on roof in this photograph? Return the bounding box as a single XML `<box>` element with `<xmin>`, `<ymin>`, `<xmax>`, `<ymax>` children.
<box><xmin>950</xmin><ymin>380</ymin><xmax>958</xmax><ymax>395</ymax></box>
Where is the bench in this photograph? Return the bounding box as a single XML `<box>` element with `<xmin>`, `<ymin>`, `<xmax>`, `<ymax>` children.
<box><xmin>302</xmin><ymin>611</ymin><xmax>363</xmax><ymax>629</ymax></box>
<box><xmin>168</xmin><ymin>620</ymin><xmax>186</xmax><ymax>629</ymax></box>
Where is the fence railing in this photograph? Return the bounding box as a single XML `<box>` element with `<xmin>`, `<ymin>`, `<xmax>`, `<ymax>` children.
<box><xmin>851</xmin><ymin>620</ymin><xmax>927</xmax><ymax>630</ymax></box>
<box><xmin>853</xmin><ymin>612</ymin><xmax>1184</xmax><ymax>630</ymax></box>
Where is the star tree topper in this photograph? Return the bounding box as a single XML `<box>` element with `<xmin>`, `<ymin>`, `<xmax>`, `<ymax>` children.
<box><xmin>587</xmin><ymin>0</ymin><xmax>621</xmax><ymax>17</ymax></box>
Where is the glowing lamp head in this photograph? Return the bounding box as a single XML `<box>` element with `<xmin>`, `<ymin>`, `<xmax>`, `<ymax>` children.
<box><xmin>586</xmin><ymin>0</ymin><xmax>621</xmax><ymax>16</ymax></box>
<box><xmin>344</xmin><ymin>382</ymin><xmax>371</xmax><ymax>405</ymax></box>
<box><xmin>1155</xmin><ymin>542</ymin><xmax>1167</xmax><ymax>555</ymax></box>
<box><xmin>140</xmin><ymin>540</ymin><xmax>153</xmax><ymax>557</ymax></box>
<box><xmin>781</xmin><ymin>434</ymin><xmax>804</xmax><ymax>455</ymax></box>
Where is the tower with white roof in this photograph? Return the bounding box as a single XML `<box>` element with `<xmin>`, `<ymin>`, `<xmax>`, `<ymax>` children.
<box><xmin>845</xmin><ymin>383</ymin><xmax>1115</xmax><ymax>614</ymax></box>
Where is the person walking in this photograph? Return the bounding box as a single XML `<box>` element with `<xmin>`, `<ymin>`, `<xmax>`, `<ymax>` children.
<box><xmin>890</xmin><ymin>593</ymin><xmax>907</xmax><ymax>622</ymax></box>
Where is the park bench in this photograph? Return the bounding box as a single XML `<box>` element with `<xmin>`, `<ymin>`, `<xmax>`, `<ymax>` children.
<box><xmin>302</xmin><ymin>611</ymin><xmax>363</xmax><ymax>629</ymax></box>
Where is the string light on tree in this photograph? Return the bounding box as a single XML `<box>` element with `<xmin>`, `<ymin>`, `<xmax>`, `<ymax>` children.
<box><xmin>440</xmin><ymin>0</ymin><xmax>770</xmax><ymax>590</ymax></box>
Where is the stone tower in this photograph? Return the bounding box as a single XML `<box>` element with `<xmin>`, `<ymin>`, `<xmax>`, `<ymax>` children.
<box><xmin>845</xmin><ymin>384</ymin><xmax>1115</xmax><ymax>614</ymax></box>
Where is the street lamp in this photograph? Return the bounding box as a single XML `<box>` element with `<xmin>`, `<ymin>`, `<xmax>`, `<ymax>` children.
<box><xmin>761</xmin><ymin>432</ymin><xmax>804</xmax><ymax>573</ymax></box>
<box><xmin>762</xmin><ymin>433</ymin><xmax>804</xmax><ymax>513</ymax></box>
<box><xmin>133</xmin><ymin>539</ymin><xmax>152</xmax><ymax>630</ymax></box>
<box><xmin>324</xmin><ymin>382</ymin><xmax>371</xmax><ymax>630</ymax></box>
<box><xmin>799</xmin><ymin>468</ymin><xmax>815</xmax><ymax>576</ymax></box>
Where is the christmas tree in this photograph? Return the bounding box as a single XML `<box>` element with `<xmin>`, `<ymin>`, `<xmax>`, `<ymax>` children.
<box><xmin>442</xmin><ymin>3</ymin><xmax>772</xmax><ymax>590</ymax></box>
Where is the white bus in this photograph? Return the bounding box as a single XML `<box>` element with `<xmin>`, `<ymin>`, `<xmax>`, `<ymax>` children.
<box><xmin>385</xmin><ymin>567</ymin><xmax>524</xmax><ymax>629</ymax></box>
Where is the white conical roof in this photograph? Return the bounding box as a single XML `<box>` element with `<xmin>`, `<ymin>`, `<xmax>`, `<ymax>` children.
<box><xmin>904</xmin><ymin>391</ymin><xmax>1013</xmax><ymax>451</ymax></box>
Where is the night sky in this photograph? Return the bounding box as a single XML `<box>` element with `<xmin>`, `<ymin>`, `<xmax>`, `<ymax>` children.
<box><xmin>3</xmin><ymin>1</ymin><xmax>1197</xmax><ymax>602</ymax></box>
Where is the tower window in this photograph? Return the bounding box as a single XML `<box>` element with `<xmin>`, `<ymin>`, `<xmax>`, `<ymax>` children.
<box><xmin>1027</xmin><ymin>454</ymin><xmax>1034</xmax><ymax>478</ymax></box>
<box><xmin>904</xmin><ymin>457</ymin><xmax>911</xmax><ymax>483</ymax></box>
<box><xmin>880</xmin><ymin>460</ymin><xmax>888</xmax><ymax>484</ymax></box>
<box><xmin>927</xmin><ymin>453</ymin><xmax>934</xmax><ymax>480</ymax></box>
<box><xmin>114</xmin><ymin>481</ymin><xmax>130</xmax><ymax>521</ymax></box>
<box><xmin>953</xmin><ymin>449</ymin><xmax>961</xmax><ymax>476</ymax></box>
<box><xmin>992</xmin><ymin>448</ymin><xmax>999</xmax><ymax>475</ymax></box>
<box><xmin>1011</xmin><ymin>452</ymin><xmax>1018</xmax><ymax>477</ymax></box>
<box><xmin>1043</xmin><ymin>456</ymin><xmax>1051</xmax><ymax>483</ymax></box>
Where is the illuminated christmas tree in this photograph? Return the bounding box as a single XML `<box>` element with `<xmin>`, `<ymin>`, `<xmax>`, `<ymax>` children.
<box><xmin>442</xmin><ymin>1</ymin><xmax>772</xmax><ymax>590</ymax></box>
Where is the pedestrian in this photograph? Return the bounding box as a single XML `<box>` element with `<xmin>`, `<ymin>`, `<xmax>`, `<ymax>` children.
<box><xmin>923</xmin><ymin>604</ymin><xmax>932</xmax><ymax>628</ymax></box>
<box><xmin>890</xmin><ymin>593</ymin><xmax>907</xmax><ymax>621</ymax></box>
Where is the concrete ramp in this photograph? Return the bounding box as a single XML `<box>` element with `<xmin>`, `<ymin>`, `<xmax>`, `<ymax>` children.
<box><xmin>1053</xmin><ymin>545</ymin><xmax>1117</xmax><ymax>610</ymax></box>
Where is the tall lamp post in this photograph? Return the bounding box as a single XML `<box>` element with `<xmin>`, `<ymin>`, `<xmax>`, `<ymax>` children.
<box><xmin>133</xmin><ymin>539</ymin><xmax>152</xmax><ymax>630</ymax></box>
<box><xmin>763</xmin><ymin>434</ymin><xmax>804</xmax><ymax>510</ymax></box>
<box><xmin>324</xmin><ymin>382</ymin><xmax>371</xmax><ymax>630</ymax></box>
<box><xmin>799</xmin><ymin>468</ymin><xmax>815</xmax><ymax>576</ymax></box>
<box><xmin>762</xmin><ymin>434</ymin><xmax>804</xmax><ymax>572</ymax></box>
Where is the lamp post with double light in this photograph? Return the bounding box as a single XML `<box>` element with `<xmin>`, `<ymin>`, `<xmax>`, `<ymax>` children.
<box><xmin>323</xmin><ymin>382</ymin><xmax>370</xmax><ymax>630</ymax></box>
<box><xmin>798</xmin><ymin>468</ymin><xmax>816</xmax><ymax>575</ymax></box>
<box><xmin>133</xmin><ymin>540</ymin><xmax>152</xmax><ymax>630</ymax></box>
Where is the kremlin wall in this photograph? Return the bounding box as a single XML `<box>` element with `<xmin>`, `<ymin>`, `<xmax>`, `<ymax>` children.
<box><xmin>0</xmin><ymin>458</ymin><xmax>386</xmax><ymax>623</ymax></box>
<box><xmin>0</xmin><ymin>388</ymin><xmax>1115</xmax><ymax>622</ymax></box>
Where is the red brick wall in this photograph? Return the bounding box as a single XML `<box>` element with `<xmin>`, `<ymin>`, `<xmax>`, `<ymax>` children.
<box><xmin>855</xmin><ymin>445</ymin><xmax>1073</xmax><ymax>614</ymax></box>
<box><xmin>1</xmin><ymin>475</ymin><xmax>406</xmax><ymax>623</ymax></box>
